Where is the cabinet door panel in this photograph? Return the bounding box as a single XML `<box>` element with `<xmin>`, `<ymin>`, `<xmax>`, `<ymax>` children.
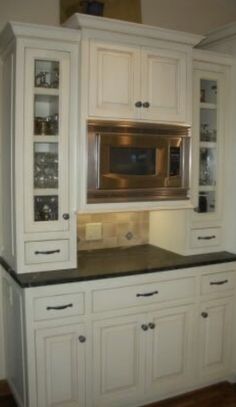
<box><xmin>89</xmin><ymin>40</ymin><xmax>140</xmax><ymax>119</ymax></box>
<box><xmin>146</xmin><ymin>305</ymin><xmax>194</xmax><ymax>397</ymax></box>
<box><xmin>35</xmin><ymin>324</ymin><xmax>86</xmax><ymax>407</ymax></box>
<box><xmin>199</xmin><ymin>297</ymin><xmax>232</xmax><ymax>380</ymax></box>
<box><xmin>93</xmin><ymin>314</ymin><xmax>146</xmax><ymax>406</ymax></box>
<box><xmin>141</xmin><ymin>48</ymin><xmax>187</xmax><ymax>122</ymax></box>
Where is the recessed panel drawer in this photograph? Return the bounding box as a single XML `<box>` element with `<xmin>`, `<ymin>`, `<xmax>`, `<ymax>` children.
<box><xmin>92</xmin><ymin>277</ymin><xmax>195</xmax><ymax>313</ymax></box>
<box><xmin>190</xmin><ymin>228</ymin><xmax>221</xmax><ymax>249</ymax></box>
<box><xmin>201</xmin><ymin>271</ymin><xmax>235</xmax><ymax>295</ymax></box>
<box><xmin>34</xmin><ymin>293</ymin><xmax>85</xmax><ymax>321</ymax></box>
<box><xmin>25</xmin><ymin>240</ymin><xmax>69</xmax><ymax>264</ymax></box>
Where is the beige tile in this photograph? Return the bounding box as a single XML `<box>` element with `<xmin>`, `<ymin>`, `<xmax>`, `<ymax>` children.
<box><xmin>77</xmin><ymin>214</ymin><xmax>92</xmax><ymax>224</ymax></box>
<box><xmin>103</xmin><ymin>222</ymin><xmax>117</xmax><ymax>238</ymax></box>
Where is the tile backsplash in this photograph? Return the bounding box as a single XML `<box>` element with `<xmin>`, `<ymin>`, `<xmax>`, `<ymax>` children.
<box><xmin>77</xmin><ymin>212</ymin><xmax>149</xmax><ymax>251</ymax></box>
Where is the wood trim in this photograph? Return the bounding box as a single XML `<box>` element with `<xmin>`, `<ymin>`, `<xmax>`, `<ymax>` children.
<box><xmin>0</xmin><ymin>380</ymin><xmax>11</xmax><ymax>397</ymax></box>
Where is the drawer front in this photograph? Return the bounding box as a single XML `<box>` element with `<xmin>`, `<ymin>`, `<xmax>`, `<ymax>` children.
<box><xmin>25</xmin><ymin>240</ymin><xmax>69</xmax><ymax>264</ymax></box>
<box><xmin>190</xmin><ymin>228</ymin><xmax>221</xmax><ymax>249</ymax></box>
<box><xmin>201</xmin><ymin>271</ymin><xmax>235</xmax><ymax>295</ymax></box>
<box><xmin>34</xmin><ymin>293</ymin><xmax>84</xmax><ymax>321</ymax></box>
<box><xmin>92</xmin><ymin>277</ymin><xmax>195</xmax><ymax>313</ymax></box>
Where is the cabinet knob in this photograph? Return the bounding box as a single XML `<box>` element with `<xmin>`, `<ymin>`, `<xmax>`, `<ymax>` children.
<box><xmin>135</xmin><ymin>101</ymin><xmax>142</xmax><ymax>108</ymax></box>
<box><xmin>141</xmin><ymin>324</ymin><xmax>148</xmax><ymax>331</ymax></box>
<box><xmin>142</xmin><ymin>101</ymin><xmax>150</xmax><ymax>108</ymax></box>
<box><xmin>63</xmin><ymin>213</ymin><xmax>70</xmax><ymax>220</ymax></box>
<box><xmin>148</xmin><ymin>322</ymin><xmax>156</xmax><ymax>330</ymax></box>
<box><xmin>78</xmin><ymin>335</ymin><xmax>86</xmax><ymax>343</ymax></box>
<box><xmin>201</xmin><ymin>312</ymin><xmax>208</xmax><ymax>319</ymax></box>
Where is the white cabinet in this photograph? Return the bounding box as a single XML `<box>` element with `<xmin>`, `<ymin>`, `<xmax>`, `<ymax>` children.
<box><xmin>92</xmin><ymin>307</ymin><xmax>194</xmax><ymax>406</ymax></box>
<box><xmin>36</xmin><ymin>323</ymin><xmax>86</xmax><ymax>407</ymax></box>
<box><xmin>89</xmin><ymin>40</ymin><xmax>187</xmax><ymax>123</ymax></box>
<box><xmin>0</xmin><ymin>23</ymin><xmax>80</xmax><ymax>272</ymax></box>
<box><xmin>145</xmin><ymin>306</ymin><xmax>194</xmax><ymax>397</ymax></box>
<box><xmin>92</xmin><ymin>313</ymin><xmax>146</xmax><ymax>406</ymax></box>
<box><xmin>198</xmin><ymin>297</ymin><xmax>233</xmax><ymax>381</ymax></box>
<box><xmin>2</xmin><ymin>265</ymin><xmax>236</xmax><ymax>407</ymax></box>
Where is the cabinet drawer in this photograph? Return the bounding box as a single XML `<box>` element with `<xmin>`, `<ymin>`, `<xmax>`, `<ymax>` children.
<box><xmin>92</xmin><ymin>277</ymin><xmax>195</xmax><ymax>313</ymax></box>
<box><xmin>25</xmin><ymin>240</ymin><xmax>69</xmax><ymax>264</ymax></box>
<box><xmin>34</xmin><ymin>293</ymin><xmax>85</xmax><ymax>321</ymax></box>
<box><xmin>190</xmin><ymin>228</ymin><xmax>221</xmax><ymax>249</ymax></box>
<box><xmin>201</xmin><ymin>271</ymin><xmax>235</xmax><ymax>295</ymax></box>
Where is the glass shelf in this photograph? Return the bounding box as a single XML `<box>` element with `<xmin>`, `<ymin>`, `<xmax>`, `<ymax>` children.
<box><xmin>197</xmin><ymin>78</ymin><xmax>218</xmax><ymax>213</ymax></box>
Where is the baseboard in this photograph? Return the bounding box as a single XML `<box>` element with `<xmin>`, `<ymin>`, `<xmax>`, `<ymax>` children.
<box><xmin>0</xmin><ymin>380</ymin><xmax>11</xmax><ymax>396</ymax></box>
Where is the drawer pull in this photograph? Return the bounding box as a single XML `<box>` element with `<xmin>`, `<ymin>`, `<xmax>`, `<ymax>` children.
<box><xmin>136</xmin><ymin>290</ymin><xmax>158</xmax><ymax>297</ymax></box>
<box><xmin>46</xmin><ymin>303</ymin><xmax>73</xmax><ymax>311</ymax></box>
<box><xmin>197</xmin><ymin>235</ymin><xmax>216</xmax><ymax>240</ymax></box>
<box><xmin>34</xmin><ymin>249</ymin><xmax>61</xmax><ymax>255</ymax></box>
<box><xmin>201</xmin><ymin>312</ymin><xmax>208</xmax><ymax>318</ymax></box>
<box><xmin>210</xmin><ymin>279</ymin><xmax>228</xmax><ymax>286</ymax></box>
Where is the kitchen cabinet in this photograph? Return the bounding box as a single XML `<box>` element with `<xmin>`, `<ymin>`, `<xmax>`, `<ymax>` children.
<box><xmin>2</xmin><ymin>263</ymin><xmax>236</xmax><ymax>407</ymax></box>
<box><xmin>149</xmin><ymin>51</ymin><xmax>232</xmax><ymax>254</ymax></box>
<box><xmin>0</xmin><ymin>23</ymin><xmax>80</xmax><ymax>272</ymax></box>
<box><xmin>92</xmin><ymin>305</ymin><xmax>193</xmax><ymax>406</ymax></box>
<box><xmin>35</xmin><ymin>323</ymin><xmax>86</xmax><ymax>407</ymax></box>
<box><xmin>198</xmin><ymin>297</ymin><xmax>233</xmax><ymax>381</ymax></box>
<box><xmin>89</xmin><ymin>40</ymin><xmax>187</xmax><ymax>123</ymax></box>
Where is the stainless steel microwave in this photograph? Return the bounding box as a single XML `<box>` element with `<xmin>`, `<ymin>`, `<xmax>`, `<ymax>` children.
<box><xmin>87</xmin><ymin>121</ymin><xmax>190</xmax><ymax>203</ymax></box>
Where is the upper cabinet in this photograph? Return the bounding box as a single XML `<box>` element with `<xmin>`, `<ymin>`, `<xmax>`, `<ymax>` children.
<box><xmin>89</xmin><ymin>40</ymin><xmax>187</xmax><ymax>123</ymax></box>
<box><xmin>66</xmin><ymin>13</ymin><xmax>203</xmax><ymax>127</ymax></box>
<box><xmin>0</xmin><ymin>23</ymin><xmax>80</xmax><ymax>273</ymax></box>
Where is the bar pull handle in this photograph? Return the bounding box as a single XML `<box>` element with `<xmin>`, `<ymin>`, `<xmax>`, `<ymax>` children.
<box><xmin>46</xmin><ymin>304</ymin><xmax>73</xmax><ymax>311</ymax></box>
<box><xmin>136</xmin><ymin>290</ymin><xmax>158</xmax><ymax>297</ymax></box>
<box><xmin>34</xmin><ymin>249</ymin><xmax>61</xmax><ymax>255</ymax></box>
<box><xmin>210</xmin><ymin>279</ymin><xmax>228</xmax><ymax>286</ymax></box>
<box><xmin>197</xmin><ymin>235</ymin><xmax>216</xmax><ymax>240</ymax></box>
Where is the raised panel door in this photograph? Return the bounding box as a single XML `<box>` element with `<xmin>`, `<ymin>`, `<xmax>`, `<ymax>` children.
<box><xmin>145</xmin><ymin>305</ymin><xmax>194</xmax><ymax>397</ymax></box>
<box><xmin>89</xmin><ymin>40</ymin><xmax>141</xmax><ymax>119</ymax></box>
<box><xmin>92</xmin><ymin>313</ymin><xmax>146</xmax><ymax>406</ymax></box>
<box><xmin>141</xmin><ymin>48</ymin><xmax>187</xmax><ymax>123</ymax></box>
<box><xmin>35</xmin><ymin>323</ymin><xmax>86</xmax><ymax>407</ymax></box>
<box><xmin>198</xmin><ymin>297</ymin><xmax>233</xmax><ymax>380</ymax></box>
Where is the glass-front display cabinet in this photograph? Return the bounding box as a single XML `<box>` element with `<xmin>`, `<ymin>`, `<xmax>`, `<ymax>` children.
<box><xmin>24</xmin><ymin>49</ymin><xmax>70</xmax><ymax>233</ymax></box>
<box><xmin>0</xmin><ymin>24</ymin><xmax>79</xmax><ymax>273</ymax></box>
<box><xmin>192</xmin><ymin>66</ymin><xmax>225</xmax><ymax>224</ymax></box>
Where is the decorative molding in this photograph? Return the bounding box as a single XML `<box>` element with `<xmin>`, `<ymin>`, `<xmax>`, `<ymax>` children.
<box><xmin>0</xmin><ymin>21</ymin><xmax>81</xmax><ymax>55</ymax></box>
<box><xmin>64</xmin><ymin>13</ymin><xmax>204</xmax><ymax>46</ymax></box>
<box><xmin>200</xmin><ymin>21</ymin><xmax>236</xmax><ymax>47</ymax></box>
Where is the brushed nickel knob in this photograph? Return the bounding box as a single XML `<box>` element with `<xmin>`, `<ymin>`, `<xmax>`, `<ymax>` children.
<box><xmin>135</xmin><ymin>101</ymin><xmax>142</xmax><ymax>108</ymax></box>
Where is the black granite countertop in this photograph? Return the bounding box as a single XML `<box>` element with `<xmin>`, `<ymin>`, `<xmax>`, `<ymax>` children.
<box><xmin>1</xmin><ymin>244</ymin><xmax>236</xmax><ymax>288</ymax></box>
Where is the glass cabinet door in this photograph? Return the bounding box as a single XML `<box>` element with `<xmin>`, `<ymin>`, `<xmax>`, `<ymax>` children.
<box><xmin>24</xmin><ymin>49</ymin><xmax>70</xmax><ymax>232</ymax></box>
<box><xmin>193</xmin><ymin>69</ymin><xmax>224</xmax><ymax>220</ymax></box>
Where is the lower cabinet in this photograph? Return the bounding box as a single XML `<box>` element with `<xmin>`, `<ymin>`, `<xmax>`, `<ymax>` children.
<box><xmin>35</xmin><ymin>323</ymin><xmax>87</xmax><ymax>407</ymax></box>
<box><xmin>198</xmin><ymin>297</ymin><xmax>233</xmax><ymax>382</ymax></box>
<box><xmin>2</xmin><ymin>266</ymin><xmax>236</xmax><ymax>407</ymax></box>
<box><xmin>92</xmin><ymin>305</ymin><xmax>194</xmax><ymax>406</ymax></box>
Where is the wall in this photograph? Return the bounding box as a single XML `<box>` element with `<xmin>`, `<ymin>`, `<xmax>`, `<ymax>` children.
<box><xmin>141</xmin><ymin>0</ymin><xmax>236</xmax><ymax>34</ymax></box>
<box><xmin>0</xmin><ymin>0</ymin><xmax>60</xmax><ymax>31</ymax></box>
<box><xmin>78</xmin><ymin>212</ymin><xmax>149</xmax><ymax>251</ymax></box>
